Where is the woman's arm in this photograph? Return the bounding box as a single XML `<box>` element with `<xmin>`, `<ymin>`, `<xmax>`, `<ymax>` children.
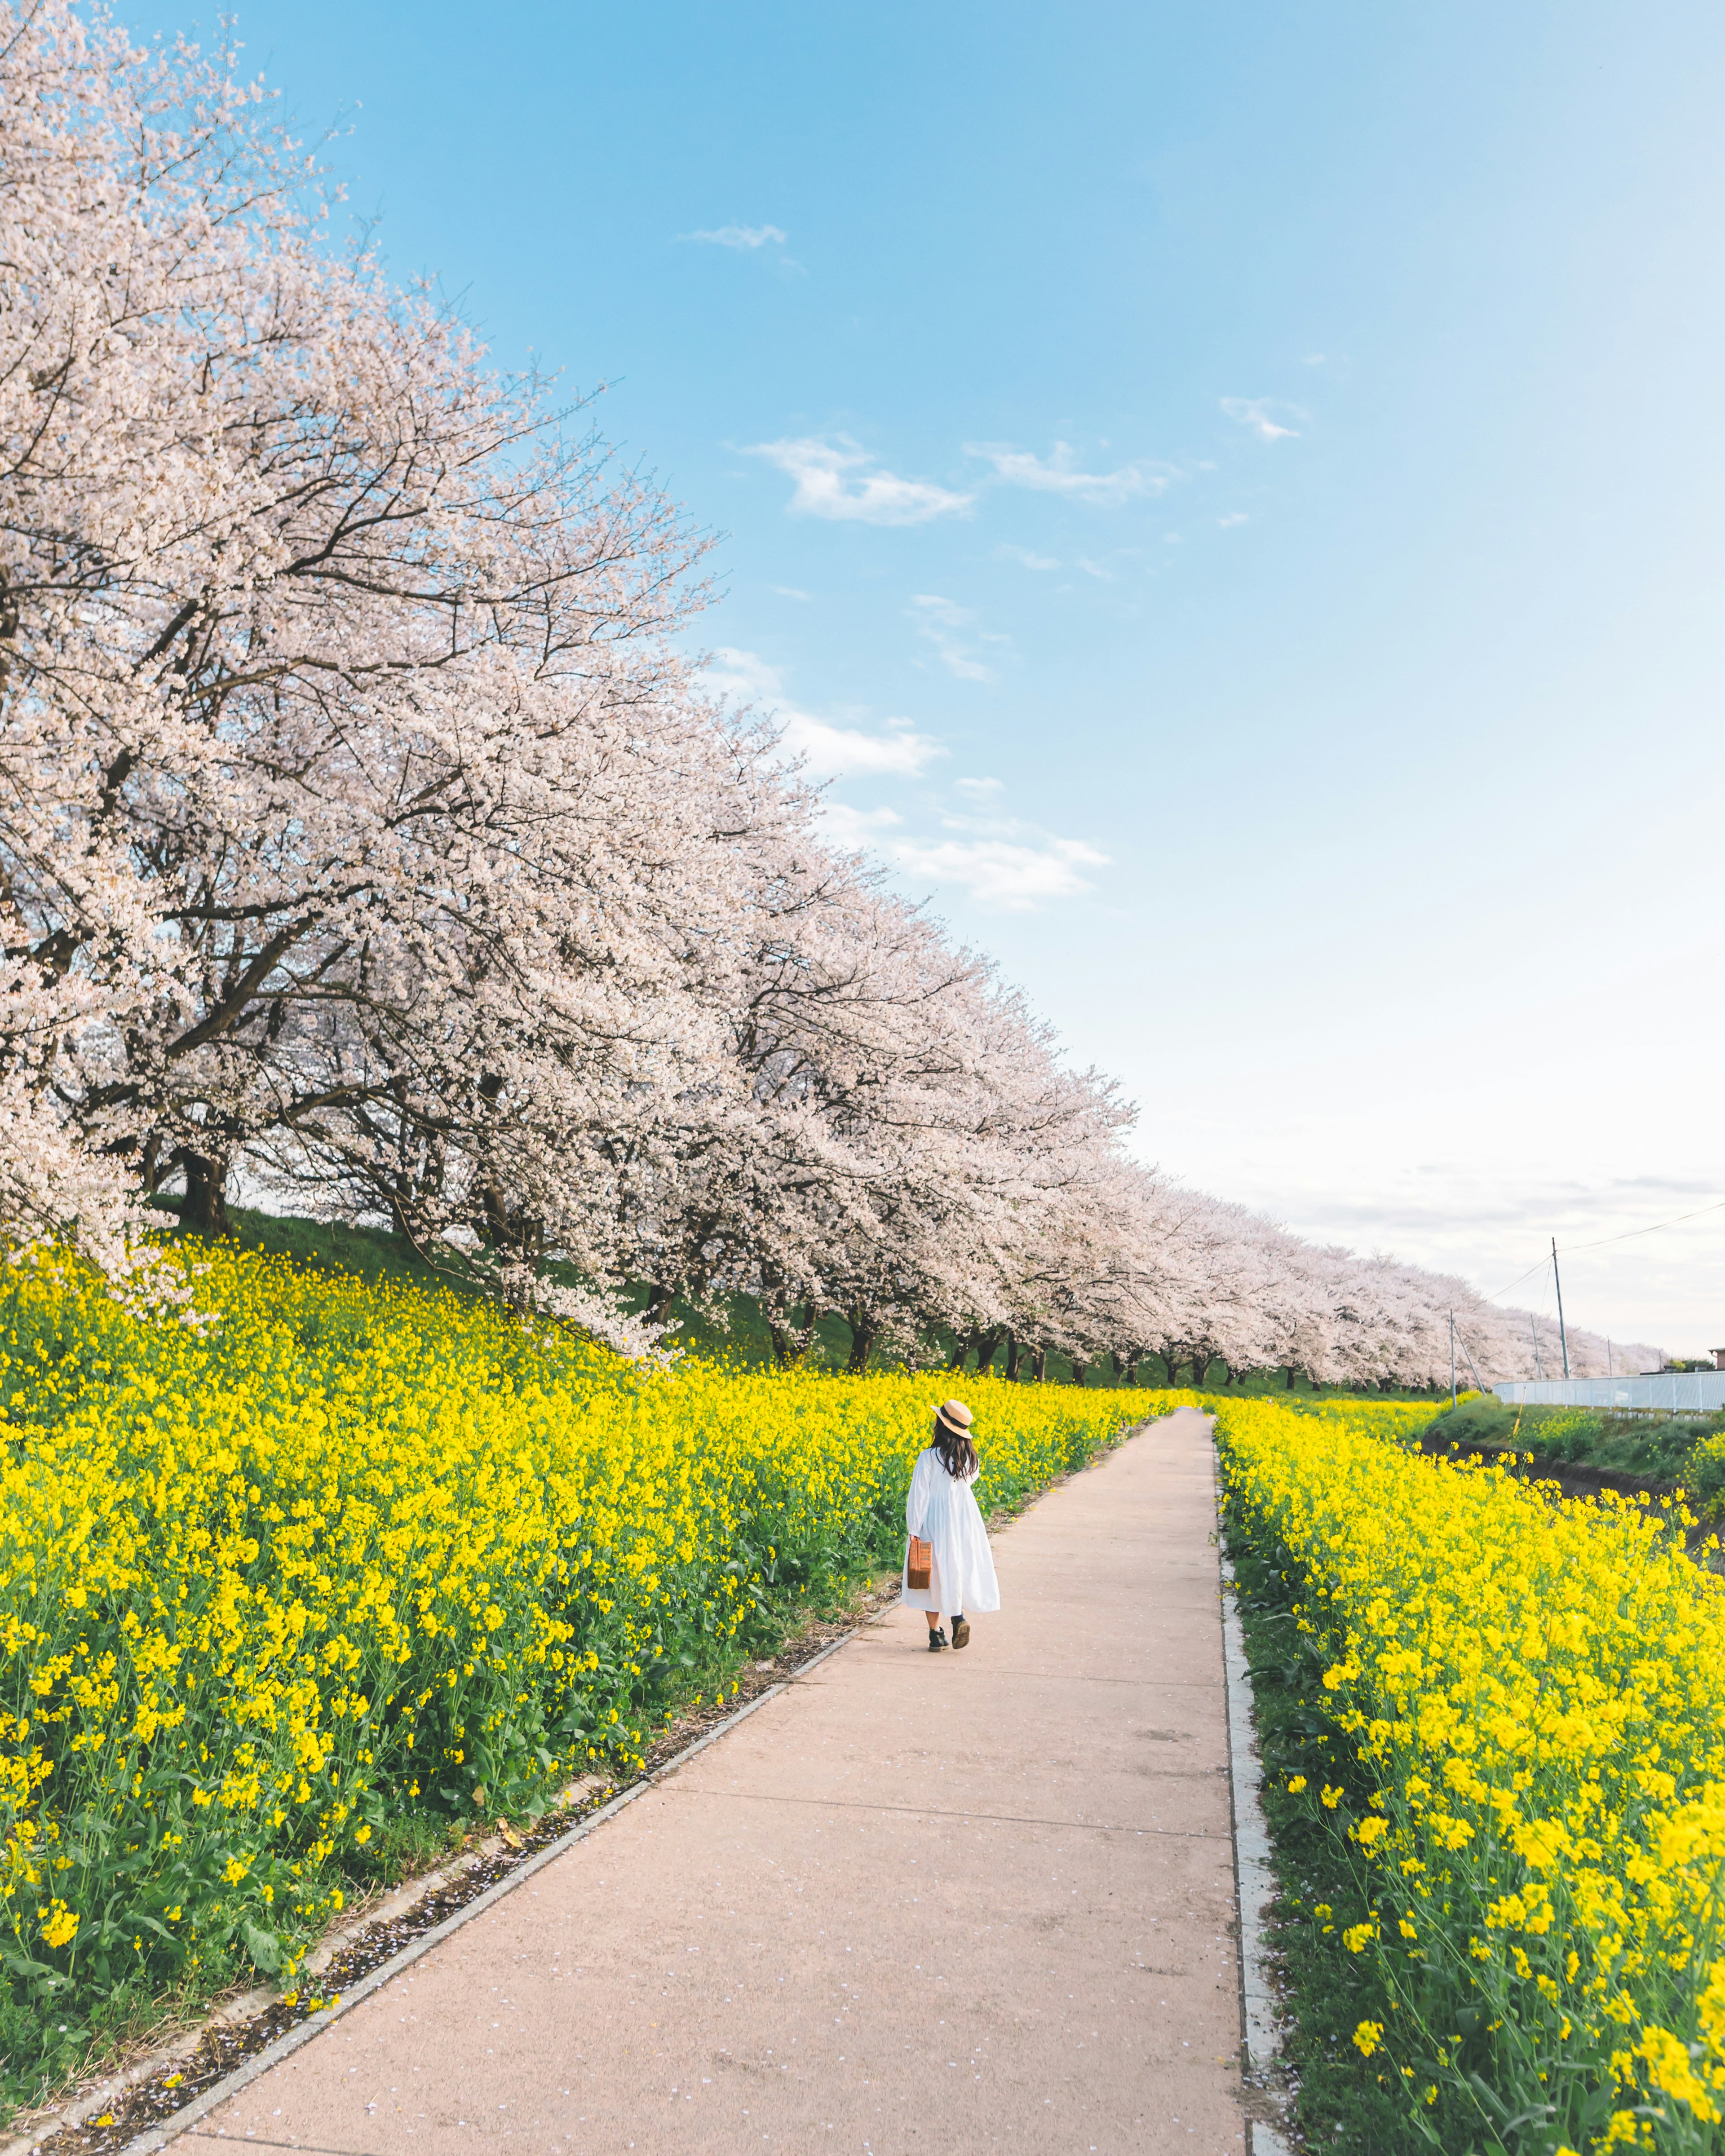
<box><xmin>905</xmin><ymin>1450</ymin><xmax>933</xmax><ymax>1535</ymax></box>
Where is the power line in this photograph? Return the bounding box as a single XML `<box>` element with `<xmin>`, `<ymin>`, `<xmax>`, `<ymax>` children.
<box><xmin>1486</xmin><ymin>1194</ymin><xmax>1725</xmax><ymax>1302</ymax></box>
<box><xmin>1488</xmin><ymin>1255</ymin><xmax>1552</xmax><ymax>1302</ymax></box>
<box><xmin>1559</xmin><ymin>1194</ymin><xmax>1725</xmax><ymax>1255</ymax></box>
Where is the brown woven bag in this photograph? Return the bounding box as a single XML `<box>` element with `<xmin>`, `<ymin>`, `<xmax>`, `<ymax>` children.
<box><xmin>906</xmin><ymin>1535</ymin><xmax>933</xmax><ymax>1590</ymax></box>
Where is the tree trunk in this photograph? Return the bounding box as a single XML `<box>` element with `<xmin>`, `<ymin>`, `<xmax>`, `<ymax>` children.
<box><xmin>846</xmin><ymin>1317</ymin><xmax>877</xmax><ymax>1375</ymax></box>
<box><xmin>947</xmin><ymin>1328</ymin><xmax>976</xmax><ymax>1371</ymax></box>
<box><xmin>1191</xmin><ymin>1355</ymin><xmax>1208</xmax><ymax>1388</ymax></box>
<box><xmin>1032</xmin><ymin>1346</ymin><xmax>1047</xmax><ymax>1382</ymax></box>
<box><xmin>1283</xmin><ymin>1365</ymin><xmax>1296</xmax><ymax>1389</ymax></box>
<box><xmin>383</xmin><ymin>1193</ymin><xmax>422</xmax><ymax>1260</ymax></box>
<box><xmin>768</xmin><ymin>1321</ymin><xmax>814</xmax><ymax>1368</ymax></box>
<box><xmin>1070</xmin><ymin>1359</ymin><xmax>1088</xmax><ymax>1387</ymax></box>
<box><xmin>476</xmin><ymin>1183</ymin><xmax>544</xmax><ymax>1264</ymax></box>
<box><xmin>975</xmin><ymin>1326</ymin><xmax>1007</xmax><ymax>1377</ymax></box>
<box><xmin>173</xmin><ymin>1149</ymin><xmax>230</xmax><ymax>1240</ymax></box>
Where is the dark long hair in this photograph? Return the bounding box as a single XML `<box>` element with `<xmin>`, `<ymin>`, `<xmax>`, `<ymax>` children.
<box><xmin>932</xmin><ymin>1417</ymin><xmax>978</xmax><ymax>1480</ymax></box>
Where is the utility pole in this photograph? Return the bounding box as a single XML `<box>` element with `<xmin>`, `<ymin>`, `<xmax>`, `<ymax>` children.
<box><xmin>1458</xmin><ymin>1330</ymin><xmax>1487</xmax><ymax>1395</ymax></box>
<box><xmin>1450</xmin><ymin>1310</ymin><xmax>1456</xmax><ymax>1408</ymax></box>
<box><xmin>1606</xmin><ymin>1336</ymin><xmax>1613</xmax><ymax>1378</ymax></box>
<box><xmin>1552</xmin><ymin>1237</ymin><xmax>1570</xmax><ymax>1380</ymax></box>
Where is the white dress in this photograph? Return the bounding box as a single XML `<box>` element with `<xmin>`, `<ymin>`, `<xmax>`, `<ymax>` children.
<box><xmin>901</xmin><ymin>1446</ymin><xmax>1001</xmax><ymax>1617</ymax></box>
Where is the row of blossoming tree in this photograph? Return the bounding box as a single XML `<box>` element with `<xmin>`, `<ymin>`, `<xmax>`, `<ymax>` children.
<box><xmin>0</xmin><ymin>0</ymin><xmax>1659</xmax><ymax>1387</ymax></box>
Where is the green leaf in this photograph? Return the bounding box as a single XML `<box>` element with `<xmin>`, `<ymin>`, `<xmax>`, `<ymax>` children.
<box><xmin>1466</xmin><ymin>2072</ymin><xmax>1509</xmax><ymax>2122</ymax></box>
<box><xmin>242</xmin><ymin>1921</ymin><xmax>282</xmax><ymax>1976</ymax></box>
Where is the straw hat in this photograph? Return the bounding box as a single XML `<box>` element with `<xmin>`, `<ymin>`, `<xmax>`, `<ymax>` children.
<box><xmin>935</xmin><ymin>1397</ymin><xmax>973</xmax><ymax>1437</ymax></box>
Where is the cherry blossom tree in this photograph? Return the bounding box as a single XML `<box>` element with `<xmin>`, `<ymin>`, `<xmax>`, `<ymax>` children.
<box><xmin>1</xmin><ymin>0</ymin><xmax>724</xmax><ymax>1281</ymax></box>
<box><xmin>0</xmin><ymin>0</ymin><xmax>1668</xmax><ymax>1381</ymax></box>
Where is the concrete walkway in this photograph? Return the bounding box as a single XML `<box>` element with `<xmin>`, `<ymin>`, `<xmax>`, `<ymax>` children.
<box><xmin>176</xmin><ymin>1408</ymin><xmax>1244</xmax><ymax>2156</ymax></box>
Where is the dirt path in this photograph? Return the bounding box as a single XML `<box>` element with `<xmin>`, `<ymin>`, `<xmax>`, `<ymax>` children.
<box><xmin>172</xmin><ymin>1406</ymin><xmax>1244</xmax><ymax>2156</ymax></box>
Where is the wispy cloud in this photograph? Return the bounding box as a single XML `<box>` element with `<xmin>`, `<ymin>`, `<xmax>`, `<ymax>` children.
<box><xmin>743</xmin><ymin>436</ymin><xmax>972</xmax><ymax>526</ymax></box>
<box><xmin>996</xmin><ymin>543</ymin><xmax>1061</xmax><ymax>571</ymax></box>
<box><xmin>967</xmin><ymin>439</ymin><xmax>1170</xmax><ymax>506</ymax></box>
<box><xmin>1221</xmin><ymin>397</ymin><xmax>1303</xmax><ymax>442</ymax></box>
<box><xmin>703</xmin><ymin>647</ymin><xmax>786</xmax><ymax>704</ymax></box>
<box><xmin>881</xmin><ymin>831</ymin><xmax>1109</xmax><ymax>910</ymax></box>
<box><xmin>783</xmin><ymin>711</ymin><xmax>942</xmax><ymax>778</ymax></box>
<box><xmin>704</xmin><ymin>647</ymin><xmax>943</xmax><ymax>777</ymax></box>
<box><xmin>904</xmin><ymin>795</ymin><xmax>1107</xmax><ymax>907</ymax></box>
<box><xmin>818</xmin><ymin>758</ymin><xmax>1108</xmax><ymax>911</ymax></box>
<box><xmin>1217</xmin><ymin>511</ymin><xmax>1250</xmax><ymax>528</ymax></box>
<box><xmin>772</xmin><ymin>584</ymin><xmax>812</xmax><ymax>601</ymax></box>
<box><xmin>820</xmin><ymin>801</ymin><xmax>906</xmax><ymax>851</ymax></box>
<box><xmin>682</xmin><ymin>223</ymin><xmax>788</xmax><ymax>249</ymax></box>
<box><xmin>909</xmin><ymin>594</ymin><xmax>1013</xmax><ymax>683</ymax></box>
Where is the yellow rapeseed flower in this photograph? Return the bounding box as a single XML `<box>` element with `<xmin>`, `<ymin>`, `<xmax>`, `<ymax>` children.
<box><xmin>0</xmin><ymin>1242</ymin><xmax>1148</xmax><ymax>2050</ymax></box>
<box><xmin>1220</xmin><ymin>1395</ymin><xmax>1725</xmax><ymax>2151</ymax></box>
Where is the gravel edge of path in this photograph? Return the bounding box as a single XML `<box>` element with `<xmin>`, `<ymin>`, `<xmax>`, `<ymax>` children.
<box><xmin>1216</xmin><ymin>1423</ymin><xmax>1296</xmax><ymax>2156</ymax></box>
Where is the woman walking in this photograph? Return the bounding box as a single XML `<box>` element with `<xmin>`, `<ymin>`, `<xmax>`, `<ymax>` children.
<box><xmin>902</xmin><ymin>1397</ymin><xmax>1000</xmax><ymax>1650</ymax></box>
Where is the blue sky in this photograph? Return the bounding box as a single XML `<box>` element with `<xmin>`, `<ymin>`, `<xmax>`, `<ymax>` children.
<box><xmin>186</xmin><ymin>0</ymin><xmax>1725</xmax><ymax>1342</ymax></box>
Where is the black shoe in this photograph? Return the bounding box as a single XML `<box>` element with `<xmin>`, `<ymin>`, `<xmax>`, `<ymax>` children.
<box><xmin>927</xmin><ymin>1627</ymin><xmax>949</xmax><ymax>1652</ymax></box>
<box><xmin>951</xmin><ymin>1617</ymin><xmax>971</xmax><ymax>1649</ymax></box>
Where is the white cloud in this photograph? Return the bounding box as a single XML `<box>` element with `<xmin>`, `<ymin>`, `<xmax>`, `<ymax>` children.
<box><xmin>1302</xmin><ymin>352</ymin><xmax>1327</xmax><ymax>366</ymax></box>
<box><xmin>703</xmin><ymin>646</ymin><xmax>786</xmax><ymax>702</ymax></box>
<box><xmin>1221</xmin><ymin>396</ymin><xmax>1303</xmax><ymax>442</ymax></box>
<box><xmin>996</xmin><ymin>543</ymin><xmax>1061</xmax><ymax>571</ymax></box>
<box><xmin>899</xmin><ymin>794</ymin><xmax>1107</xmax><ymax>907</ymax></box>
<box><xmin>781</xmin><ymin>711</ymin><xmax>942</xmax><ymax>777</ymax></box>
<box><xmin>967</xmin><ymin>439</ymin><xmax>1170</xmax><ymax>506</ymax></box>
<box><xmin>703</xmin><ymin>647</ymin><xmax>943</xmax><ymax>778</ymax></box>
<box><xmin>819</xmin><ymin>801</ymin><xmax>907</xmax><ymax>851</ymax></box>
<box><xmin>1075</xmin><ymin>555</ymin><xmax>1113</xmax><ymax>580</ymax></box>
<box><xmin>700</xmin><ymin>648</ymin><xmax>1100</xmax><ymax>908</ymax></box>
<box><xmin>1217</xmin><ymin>511</ymin><xmax>1250</xmax><ymax>528</ymax></box>
<box><xmin>772</xmin><ymin>584</ymin><xmax>813</xmax><ymax>601</ymax></box>
<box><xmin>880</xmin><ymin>833</ymin><xmax>1109</xmax><ymax>910</ymax></box>
<box><xmin>743</xmin><ymin>436</ymin><xmax>973</xmax><ymax>525</ymax></box>
<box><xmin>909</xmin><ymin>594</ymin><xmax>1012</xmax><ymax>683</ymax></box>
<box><xmin>818</xmin><ymin>758</ymin><xmax>1106</xmax><ymax>911</ymax></box>
<box><xmin>682</xmin><ymin>223</ymin><xmax>788</xmax><ymax>249</ymax></box>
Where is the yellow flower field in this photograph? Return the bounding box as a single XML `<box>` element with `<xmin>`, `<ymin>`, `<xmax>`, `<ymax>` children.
<box><xmin>0</xmin><ymin>1246</ymin><xmax>1143</xmax><ymax>2102</ymax></box>
<box><xmin>1218</xmin><ymin>1396</ymin><xmax>1725</xmax><ymax>2156</ymax></box>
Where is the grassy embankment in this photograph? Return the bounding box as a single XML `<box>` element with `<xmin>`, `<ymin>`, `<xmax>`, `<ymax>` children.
<box><xmin>1422</xmin><ymin>1393</ymin><xmax>1725</xmax><ymax>1512</ymax></box>
<box><xmin>191</xmin><ymin>1203</ymin><xmax>1446</xmax><ymax>1398</ymax></box>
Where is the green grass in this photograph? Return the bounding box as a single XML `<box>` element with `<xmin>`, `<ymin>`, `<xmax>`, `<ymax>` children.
<box><xmin>153</xmin><ymin>1200</ymin><xmax>1450</xmax><ymax>1397</ymax></box>
<box><xmin>1420</xmin><ymin>1394</ymin><xmax>1725</xmax><ymax>1486</ymax></box>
